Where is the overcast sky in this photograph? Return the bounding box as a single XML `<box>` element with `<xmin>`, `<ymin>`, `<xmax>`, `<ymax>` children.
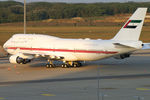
<box><xmin>0</xmin><ymin>0</ymin><xmax>150</xmax><ymax>3</ymax></box>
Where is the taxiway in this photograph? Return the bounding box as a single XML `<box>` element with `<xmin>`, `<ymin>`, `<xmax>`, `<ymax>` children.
<box><xmin>0</xmin><ymin>51</ymin><xmax>150</xmax><ymax>100</ymax></box>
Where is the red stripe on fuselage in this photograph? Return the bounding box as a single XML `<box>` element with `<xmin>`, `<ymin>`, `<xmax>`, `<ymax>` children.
<box><xmin>7</xmin><ymin>47</ymin><xmax>118</xmax><ymax>54</ymax></box>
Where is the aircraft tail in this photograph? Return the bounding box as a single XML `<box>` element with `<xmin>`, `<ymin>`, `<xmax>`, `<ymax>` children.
<box><xmin>112</xmin><ymin>8</ymin><xmax>147</xmax><ymax>41</ymax></box>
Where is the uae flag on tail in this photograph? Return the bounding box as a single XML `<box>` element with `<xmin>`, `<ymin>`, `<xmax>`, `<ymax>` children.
<box><xmin>124</xmin><ymin>20</ymin><xmax>142</xmax><ymax>28</ymax></box>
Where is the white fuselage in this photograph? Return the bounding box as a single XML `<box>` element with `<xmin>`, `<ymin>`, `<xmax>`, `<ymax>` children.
<box><xmin>3</xmin><ymin>34</ymin><xmax>142</xmax><ymax>61</ymax></box>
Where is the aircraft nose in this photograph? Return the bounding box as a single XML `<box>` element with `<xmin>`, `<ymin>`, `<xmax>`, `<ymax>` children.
<box><xmin>3</xmin><ymin>41</ymin><xmax>8</xmax><ymax>50</ymax></box>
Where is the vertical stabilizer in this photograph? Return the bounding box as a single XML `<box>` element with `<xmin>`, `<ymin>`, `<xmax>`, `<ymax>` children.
<box><xmin>112</xmin><ymin>8</ymin><xmax>147</xmax><ymax>41</ymax></box>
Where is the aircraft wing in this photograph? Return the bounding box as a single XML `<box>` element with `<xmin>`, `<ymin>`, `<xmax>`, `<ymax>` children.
<box><xmin>142</xmin><ymin>43</ymin><xmax>150</xmax><ymax>50</ymax></box>
<box><xmin>22</xmin><ymin>51</ymin><xmax>65</xmax><ymax>60</ymax></box>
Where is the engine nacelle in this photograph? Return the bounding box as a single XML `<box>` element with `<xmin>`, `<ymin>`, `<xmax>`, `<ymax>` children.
<box><xmin>114</xmin><ymin>53</ymin><xmax>131</xmax><ymax>59</ymax></box>
<box><xmin>9</xmin><ymin>55</ymin><xmax>31</xmax><ymax>64</ymax></box>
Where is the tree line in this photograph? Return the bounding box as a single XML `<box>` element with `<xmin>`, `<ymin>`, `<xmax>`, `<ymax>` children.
<box><xmin>0</xmin><ymin>1</ymin><xmax>150</xmax><ymax>23</ymax></box>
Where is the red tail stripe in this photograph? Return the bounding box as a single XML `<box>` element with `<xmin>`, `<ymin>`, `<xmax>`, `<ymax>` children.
<box><xmin>124</xmin><ymin>20</ymin><xmax>131</xmax><ymax>28</ymax></box>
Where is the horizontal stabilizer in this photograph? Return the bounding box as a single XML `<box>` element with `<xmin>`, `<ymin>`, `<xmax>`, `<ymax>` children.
<box><xmin>142</xmin><ymin>43</ymin><xmax>150</xmax><ymax>50</ymax></box>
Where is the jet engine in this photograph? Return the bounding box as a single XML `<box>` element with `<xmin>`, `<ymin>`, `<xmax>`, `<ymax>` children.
<box><xmin>9</xmin><ymin>54</ymin><xmax>32</xmax><ymax>64</ymax></box>
<box><xmin>114</xmin><ymin>53</ymin><xmax>131</xmax><ymax>59</ymax></box>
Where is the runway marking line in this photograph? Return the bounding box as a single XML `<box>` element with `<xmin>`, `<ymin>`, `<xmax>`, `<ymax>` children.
<box><xmin>0</xmin><ymin>85</ymin><xmax>10</xmax><ymax>87</ymax></box>
<box><xmin>136</xmin><ymin>88</ymin><xmax>150</xmax><ymax>91</ymax></box>
<box><xmin>0</xmin><ymin>97</ymin><xmax>5</xmax><ymax>100</ymax></box>
<box><xmin>41</xmin><ymin>94</ymin><xmax>56</xmax><ymax>96</ymax></box>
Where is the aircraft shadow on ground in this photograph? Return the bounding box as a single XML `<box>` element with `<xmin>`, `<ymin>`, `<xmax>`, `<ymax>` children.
<box><xmin>0</xmin><ymin>73</ymin><xmax>150</xmax><ymax>85</ymax></box>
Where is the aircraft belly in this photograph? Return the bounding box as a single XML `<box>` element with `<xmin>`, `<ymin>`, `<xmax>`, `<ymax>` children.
<box><xmin>51</xmin><ymin>52</ymin><xmax>77</xmax><ymax>61</ymax></box>
<box><xmin>74</xmin><ymin>53</ymin><xmax>113</xmax><ymax>61</ymax></box>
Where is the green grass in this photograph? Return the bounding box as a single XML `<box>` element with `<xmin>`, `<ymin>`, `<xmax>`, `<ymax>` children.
<box><xmin>0</xmin><ymin>25</ymin><xmax>149</xmax><ymax>46</ymax></box>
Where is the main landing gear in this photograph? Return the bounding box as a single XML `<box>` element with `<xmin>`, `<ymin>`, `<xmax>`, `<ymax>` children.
<box><xmin>46</xmin><ymin>59</ymin><xmax>55</xmax><ymax>68</ymax></box>
<box><xmin>46</xmin><ymin>59</ymin><xmax>82</xmax><ymax>68</ymax></box>
<box><xmin>61</xmin><ymin>61</ymin><xmax>82</xmax><ymax>68</ymax></box>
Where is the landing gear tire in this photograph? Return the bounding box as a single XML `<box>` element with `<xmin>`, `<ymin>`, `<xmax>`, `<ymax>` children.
<box><xmin>73</xmin><ymin>62</ymin><xmax>82</xmax><ymax>68</ymax></box>
<box><xmin>78</xmin><ymin>62</ymin><xmax>82</xmax><ymax>67</ymax></box>
<box><xmin>73</xmin><ymin>64</ymin><xmax>78</xmax><ymax>68</ymax></box>
<box><xmin>61</xmin><ymin>61</ymin><xmax>82</xmax><ymax>68</ymax></box>
<box><xmin>46</xmin><ymin>59</ymin><xmax>55</xmax><ymax>68</ymax></box>
<box><xmin>62</xmin><ymin>64</ymin><xmax>70</xmax><ymax>68</ymax></box>
<box><xmin>46</xmin><ymin>64</ymin><xmax>55</xmax><ymax>68</ymax></box>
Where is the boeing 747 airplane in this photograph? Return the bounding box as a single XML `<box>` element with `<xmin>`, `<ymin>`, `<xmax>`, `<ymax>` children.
<box><xmin>3</xmin><ymin>8</ymin><xmax>150</xmax><ymax>68</ymax></box>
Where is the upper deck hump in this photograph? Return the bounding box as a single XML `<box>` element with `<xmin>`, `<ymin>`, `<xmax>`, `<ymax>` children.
<box><xmin>12</xmin><ymin>34</ymin><xmax>59</xmax><ymax>40</ymax></box>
